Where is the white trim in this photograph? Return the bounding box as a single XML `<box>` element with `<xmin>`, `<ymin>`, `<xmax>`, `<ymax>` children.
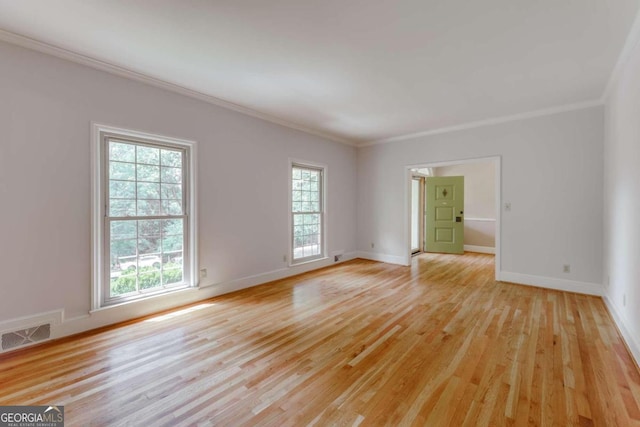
<box><xmin>90</xmin><ymin>123</ymin><xmax>198</xmax><ymax>310</ymax></box>
<box><xmin>404</xmin><ymin>156</ymin><xmax>502</xmax><ymax>279</ymax></box>
<box><xmin>601</xmin><ymin>6</ymin><xmax>640</xmax><ymax>102</ymax></box>
<box><xmin>42</xmin><ymin>252</ymin><xmax>357</xmax><ymax>341</ymax></box>
<box><xmin>603</xmin><ymin>295</ymin><xmax>640</xmax><ymax>368</ymax></box>
<box><xmin>464</xmin><ymin>245</ymin><xmax>495</xmax><ymax>254</ymax></box>
<box><xmin>356</xmin><ymin>251</ymin><xmax>408</xmax><ymax>266</ymax></box>
<box><xmin>464</xmin><ymin>217</ymin><xmax>496</xmax><ymax>222</ymax></box>
<box><xmin>0</xmin><ymin>309</ymin><xmax>64</xmax><ymax>335</ymax></box>
<box><xmin>361</xmin><ymin>100</ymin><xmax>603</xmax><ymax>146</ymax></box>
<box><xmin>0</xmin><ymin>29</ymin><xmax>355</xmax><ymax>147</ymax></box>
<box><xmin>0</xmin><ymin>29</ymin><xmax>609</xmax><ymax>148</ymax></box>
<box><xmin>499</xmin><ymin>271</ymin><xmax>602</xmax><ymax>296</ymax></box>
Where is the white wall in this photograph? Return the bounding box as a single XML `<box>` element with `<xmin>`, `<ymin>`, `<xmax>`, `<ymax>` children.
<box><xmin>357</xmin><ymin>107</ymin><xmax>604</xmax><ymax>293</ymax></box>
<box><xmin>434</xmin><ymin>162</ymin><xmax>496</xmax><ymax>248</ymax></box>
<box><xmin>0</xmin><ymin>41</ymin><xmax>357</xmax><ymax>335</ymax></box>
<box><xmin>603</xmin><ymin>32</ymin><xmax>640</xmax><ymax>363</ymax></box>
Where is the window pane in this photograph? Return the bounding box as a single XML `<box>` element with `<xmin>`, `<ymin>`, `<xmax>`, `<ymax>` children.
<box><xmin>162</xmin><ymin>200</ymin><xmax>183</xmax><ymax>215</ymax></box>
<box><xmin>137</xmin><ymin>146</ymin><xmax>159</xmax><ymax>165</ymax></box>
<box><xmin>161</xmin><ymin>166</ymin><xmax>182</xmax><ymax>183</ymax></box>
<box><xmin>139</xmin><ymin>271</ymin><xmax>161</xmax><ymax>290</ymax></box>
<box><xmin>137</xmin><ymin>164</ymin><xmax>160</xmax><ymax>182</ymax></box>
<box><xmin>111</xmin><ymin>238</ymin><xmax>137</xmax><ymax>268</ymax></box>
<box><xmin>111</xmin><ymin>275</ymin><xmax>137</xmax><ymax>297</ymax></box>
<box><xmin>163</xmin><ymin>268</ymin><xmax>183</xmax><ymax>285</ymax></box>
<box><xmin>137</xmin><ymin>200</ymin><xmax>161</xmax><ymax>216</ymax></box>
<box><xmin>137</xmin><ymin>182</ymin><xmax>160</xmax><ymax>199</ymax></box>
<box><xmin>163</xmin><ymin>236</ymin><xmax>183</xmax><ymax>253</ymax></box>
<box><xmin>139</xmin><ymin>220</ymin><xmax>162</xmax><ymax>237</ymax></box>
<box><xmin>163</xmin><ymin>219</ymin><xmax>183</xmax><ymax>235</ymax></box>
<box><xmin>110</xmin><ymin>180</ymin><xmax>136</xmax><ymax>199</ymax></box>
<box><xmin>161</xmin><ymin>183</ymin><xmax>182</xmax><ymax>200</ymax></box>
<box><xmin>110</xmin><ymin>161</ymin><xmax>136</xmax><ymax>181</ymax></box>
<box><xmin>305</xmin><ymin>214</ymin><xmax>319</xmax><ymax>224</ymax></box>
<box><xmin>138</xmin><ymin>238</ymin><xmax>161</xmax><ymax>255</ymax></box>
<box><xmin>110</xmin><ymin>199</ymin><xmax>136</xmax><ymax>217</ymax></box>
<box><xmin>110</xmin><ymin>142</ymin><xmax>135</xmax><ymax>162</ymax></box>
<box><xmin>163</xmin><ymin>251</ymin><xmax>182</xmax><ymax>267</ymax></box>
<box><xmin>161</xmin><ymin>149</ymin><xmax>182</xmax><ymax>167</ymax></box>
<box><xmin>111</xmin><ymin>221</ymin><xmax>137</xmax><ymax>240</ymax></box>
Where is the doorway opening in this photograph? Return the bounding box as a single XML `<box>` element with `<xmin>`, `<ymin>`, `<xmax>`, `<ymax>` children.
<box><xmin>405</xmin><ymin>156</ymin><xmax>501</xmax><ymax>280</ymax></box>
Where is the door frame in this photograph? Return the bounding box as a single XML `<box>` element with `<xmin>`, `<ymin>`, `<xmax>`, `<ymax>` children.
<box><xmin>403</xmin><ymin>156</ymin><xmax>502</xmax><ymax>281</ymax></box>
<box><xmin>410</xmin><ymin>174</ymin><xmax>426</xmax><ymax>254</ymax></box>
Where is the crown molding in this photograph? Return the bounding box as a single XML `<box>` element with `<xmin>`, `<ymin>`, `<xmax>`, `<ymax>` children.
<box><xmin>0</xmin><ymin>29</ymin><xmax>357</xmax><ymax>147</ymax></box>
<box><xmin>358</xmin><ymin>99</ymin><xmax>604</xmax><ymax>147</ymax></box>
<box><xmin>0</xmin><ymin>27</ymin><xmax>619</xmax><ymax>148</ymax></box>
<box><xmin>601</xmin><ymin>6</ymin><xmax>640</xmax><ymax>102</ymax></box>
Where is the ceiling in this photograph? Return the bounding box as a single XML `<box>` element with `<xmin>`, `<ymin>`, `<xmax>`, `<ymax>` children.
<box><xmin>0</xmin><ymin>0</ymin><xmax>638</xmax><ymax>145</ymax></box>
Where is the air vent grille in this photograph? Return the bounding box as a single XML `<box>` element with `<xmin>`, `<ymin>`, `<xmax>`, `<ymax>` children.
<box><xmin>1</xmin><ymin>324</ymin><xmax>51</xmax><ymax>351</ymax></box>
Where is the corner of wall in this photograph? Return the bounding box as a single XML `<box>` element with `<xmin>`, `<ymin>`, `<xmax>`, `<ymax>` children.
<box><xmin>603</xmin><ymin>295</ymin><xmax>640</xmax><ymax>367</ymax></box>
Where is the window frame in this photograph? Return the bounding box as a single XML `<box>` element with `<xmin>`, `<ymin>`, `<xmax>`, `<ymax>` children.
<box><xmin>91</xmin><ymin>123</ymin><xmax>198</xmax><ymax>309</ymax></box>
<box><xmin>289</xmin><ymin>160</ymin><xmax>327</xmax><ymax>265</ymax></box>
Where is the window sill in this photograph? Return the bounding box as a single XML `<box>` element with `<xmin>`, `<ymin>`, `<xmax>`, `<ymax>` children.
<box><xmin>289</xmin><ymin>256</ymin><xmax>328</xmax><ymax>268</ymax></box>
<box><xmin>90</xmin><ymin>285</ymin><xmax>199</xmax><ymax>314</ymax></box>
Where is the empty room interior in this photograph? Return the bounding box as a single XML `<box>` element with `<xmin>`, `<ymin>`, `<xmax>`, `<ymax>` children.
<box><xmin>1</xmin><ymin>1</ymin><xmax>640</xmax><ymax>425</ymax></box>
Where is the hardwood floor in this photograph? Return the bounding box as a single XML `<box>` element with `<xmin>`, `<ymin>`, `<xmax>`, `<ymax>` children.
<box><xmin>1</xmin><ymin>253</ymin><xmax>639</xmax><ymax>426</ymax></box>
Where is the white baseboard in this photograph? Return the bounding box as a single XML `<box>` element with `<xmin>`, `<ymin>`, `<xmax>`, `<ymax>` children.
<box><xmin>499</xmin><ymin>271</ymin><xmax>602</xmax><ymax>296</ymax></box>
<box><xmin>208</xmin><ymin>251</ymin><xmax>358</xmax><ymax>296</ymax></box>
<box><xmin>9</xmin><ymin>252</ymin><xmax>358</xmax><ymax>343</ymax></box>
<box><xmin>464</xmin><ymin>245</ymin><xmax>495</xmax><ymax>254</ymax></box>
<box><xmin>355</xmin><ymin>251</ymin><xmax>408</xmax><ymax>266</ymax></box>
<box><xmin>0</xmin><ymin>309</ymin><xmax>64</xmax><ymax>335</ymax></box>
<box><xmin>602</xmin><ymin>295</ymin><xmax>640</xmax><ymax>368</ymax></box>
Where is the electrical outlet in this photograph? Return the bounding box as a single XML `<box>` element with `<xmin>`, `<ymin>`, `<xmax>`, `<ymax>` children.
<box><xmin>504</xmin><ymin>202</ymin><xmax>511</xmax><ymax>212</ymax></box>
<box><xmin>371</xmin><ymin>242</ymin><xmax>375</xmax><ymax>249</ymax></box>
<box><xmin>563</xmin><ymin>264</ymin><xmax>570</xmax><ymax>273</ymax></box>
<box><xmin>283</xmin><ymin>254</ymin><xmax>287</xmax><ymax>262</ymax></box>
<box><xmin>200</xmin><ymin>268</ymin><xmax>207</xmax><ymax>279</ymax></box>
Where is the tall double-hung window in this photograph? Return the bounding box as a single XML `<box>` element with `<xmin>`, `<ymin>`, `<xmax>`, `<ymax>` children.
<box><xmin>92</xmin><ymin>124</ymin><xmax>197</xmax><ymax>308</ymax></box>
<box><xmin>291</xmin><ymin>163</ymin><xmax>325</xmax><ymax>263</ymax></box>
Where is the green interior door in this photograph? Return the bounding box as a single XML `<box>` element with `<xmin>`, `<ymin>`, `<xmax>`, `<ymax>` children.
<box><xmin>425</xmin><ymin>176</ymin><xmax>464</xmax><ymax>254</ymax></box>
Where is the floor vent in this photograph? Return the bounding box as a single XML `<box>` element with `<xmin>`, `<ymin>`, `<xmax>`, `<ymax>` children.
<box><xmin>1</xmin><ymin>324</ymin><xmax>51</xmax><ymax>352</ymax></box>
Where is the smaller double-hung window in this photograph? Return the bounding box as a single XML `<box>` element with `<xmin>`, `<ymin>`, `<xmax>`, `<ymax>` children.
<box><xmin>291</xmin><ymin>163</ymin><xmax>325</xmax><ymax>263</ymax></box>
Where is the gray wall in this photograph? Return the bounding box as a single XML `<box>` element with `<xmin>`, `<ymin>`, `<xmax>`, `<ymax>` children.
<box><xmin>603</xmin><ymin>27</ymin><xmax>640</xmax><ymax>362</ymax></box>
<box><xmin>357</xmin><ymin>107</ymin><xmax>604</xmax><ymax>290</ymax></box>
<box><xmin>0</xmin><ymin>41</ymin><xmax>358</xmax><ymax>331</ymax></box>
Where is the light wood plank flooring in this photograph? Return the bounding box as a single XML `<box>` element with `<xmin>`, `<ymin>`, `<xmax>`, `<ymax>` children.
<box><xmin>1</xmin><ymin>253</ymin><xmax>639</xmax><ymax>426</ymax></box>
